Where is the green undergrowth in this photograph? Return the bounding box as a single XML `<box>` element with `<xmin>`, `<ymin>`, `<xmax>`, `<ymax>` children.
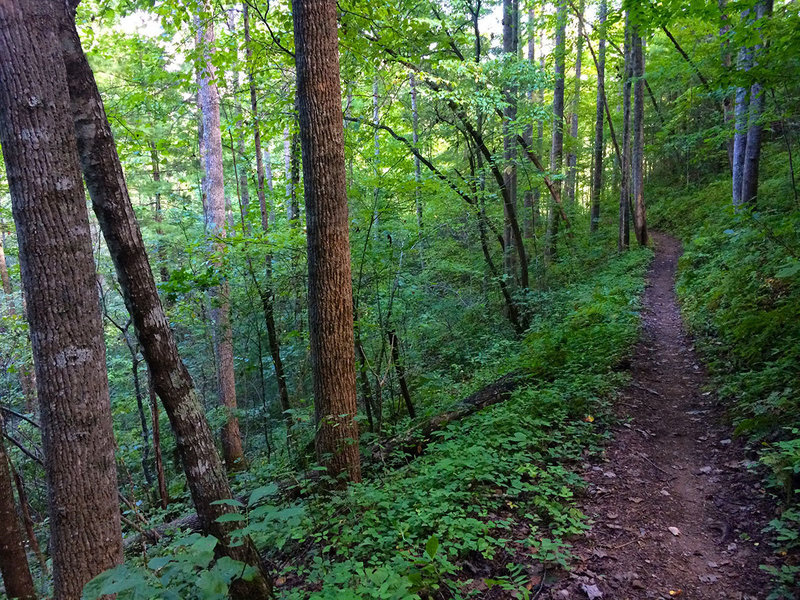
<box><xmin>649</xmin><ymin>146</ymin><xmax>800</xmax><ymax>598</ymax></box>
<box><xmin>84</xmin><ymin>247</ymin><xmax>651</xmax><ymax>600</ymax></box>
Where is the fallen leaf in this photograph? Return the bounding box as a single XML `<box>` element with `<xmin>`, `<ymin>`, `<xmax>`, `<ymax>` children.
<box><xmin>580</xmin><ymin>583</ymin><xmax>603</xmax><ymax>599</ymax></box>
<box><xmin>669</xmin><ymin>590</ymin><xmax>683</xmax><ymax>596</ymax></box>
<box><xmin>628</xmin><ymin>497</ymin><xmax>643</xmax><ymax>503</ymax></box>
<box><xmin>668</xmin><ymin>527</ymin><xmax>681</xmax><ymax>536</ymax></box>
<box><xmin>585</xmin><ymin>415</ymin><xmax>595</xmax><ymax>422</ymax></box>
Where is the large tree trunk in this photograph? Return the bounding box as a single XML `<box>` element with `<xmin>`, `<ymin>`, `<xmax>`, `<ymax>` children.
<box><xmin>502</xmin><ymin>0</ymin><xmax>519</xmax><ymax>277</ymax></box>
<box><xmin>590</xmin><ymin>0</ymin><xmax>606</xmax><ymax>233</ymax></box>
<box><xmin>631</xmin><ymin>24</ymin><xmax>648</xmax><ymax>246</ymax></box>
<box><xmin>545</xmin><ymin>0</ymin><xmax>567</xmax><ymax>262</ymax></box>
<box><xmin>244</xmin><ymin>4</ymin><xmax>292</xmax><ymax>435</ymax></box>
<box><xmin>56</xmin><ymin>6</ymin><xmax>273</xmax><ymax>597</ymax></box>
<box><xmin>195</xmin><ymin>4</ymin><xmax>245</xmax><ymax>471</ymax></box>
<box><xmin>0</xmin><ymin>3</ymin><xmax>123</xmax><ymax>597</ymax></box>
<box><xmin>619</xmin><ymin>13</ymin><xmax>633</xmax><ymax>251</ymax></box>
<box><xmin>565</xmin><ymin>0</ymin><xmax>584</xmax><ymax>205</ymax></box>
<box><xmin>0</xmin><ymin>416</ymin><xmax>36</xmax><ymax>600</ymax></box>
<box><xmin>293</xmin><ymin>0</ymin><xmax>362</xmax><ymax>484</ymax></box>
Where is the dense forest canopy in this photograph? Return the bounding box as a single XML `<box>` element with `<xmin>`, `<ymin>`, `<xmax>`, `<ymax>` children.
<box><xmin>0</xmin><ymin>0</ymin><xmax>798</xmax><ymax>598</ymax></box>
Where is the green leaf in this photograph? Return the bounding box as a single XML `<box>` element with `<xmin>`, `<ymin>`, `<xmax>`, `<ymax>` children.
<box><xmin>425</xmin><ymin>535</ymin><xmax>439</xmax><ymax>559</ymax></box>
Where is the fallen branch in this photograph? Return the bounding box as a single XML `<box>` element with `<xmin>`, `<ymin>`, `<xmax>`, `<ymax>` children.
<box><xmin>373</xmin><ymin>371</ymin><xmax>528</xmax><ymax>462</ymax></box>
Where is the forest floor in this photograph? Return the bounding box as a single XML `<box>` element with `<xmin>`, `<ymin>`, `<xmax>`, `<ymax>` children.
<box><xmin>545</xmin><ymin>232</ymin><xmax>778</xmax><ymax>600</ymax></box>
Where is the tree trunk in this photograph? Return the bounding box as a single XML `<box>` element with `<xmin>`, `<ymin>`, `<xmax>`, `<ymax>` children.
<box><xmin>0</xmin><ymin>3</ymin><xmax>124</xmax><ymax>597</ymax></box>
<box><xmin>619</xmin><ymin>13</ymin><xmax>632</xmax><ymax>251</ymax></box>
<box><xmin>590</xmin><ymin>0</ymin><xmax>606</xmax><ymax>233</ymax></box>
<box><xmin>631</xmin><ymin>24</ymin><xmax>648</xmax><ymax>246</ymax></box>
<box><xmin>195</xmin><ymin>4</ymin><xmax>245</xmax><ymax>471</ymax></box>
<box><xmin>740</xmin><ymin>0</ymin><xmax>772</xmax><ymax>207</ymax></box>
<box><xmin>409</xmin><ymin>72</ymin><xmax>424</xmax><ymax>239</ymax></box>
<box><xmin>293</xmin><ymin>0</ymin><xmax>362</xmax><ymax>485</ymax></box>
<box><xmin>244</xmin><ymin>4</ymin><xmax>292</xmax><ymax>435</ymax></box>
<box><xmin>522</xmin><ymin>8</ymin><xmax>535</xmax><ymax>239</ymax></box>
<box><xmin>0</xmin><ymin>416</ymin><xmax>36</xmax><ymax>600</ymax></box>
<box><xmin>565</xmin><ymin>0</ymin><xmax>584</xmax><ymax>205</ymax></box>
<box><xmin>502</xmin><ymin>0</ymin><xmax>519</xmax><ymax>277</ymax></box>
<box><xmin>545</xmin><ymin>0</ymin><xmax>567</xmax><ymax>262</ymax></box>
<box><xmin>57</xmin><ymin>6</ymin><xmax>273</xmax><ymax>597</ymax></box>
<box><xmin>719</xmin><ymin>0</ymin><xmax>734</xmax><ymax>169</ymax></box>
<box><xmin>148</xmin><ymin>371</ymin><xmax>169</xmax><ymax>510</ymax></box>
<box><xmin>388</xmin><ymin>330</ymin><xmax>415</xmax><ymax>419</ymax></box>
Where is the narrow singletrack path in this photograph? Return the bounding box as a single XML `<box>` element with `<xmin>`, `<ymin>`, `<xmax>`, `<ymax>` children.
<box><xmin>548</xmin><ymin>232</ymin><xmax>776</xmax><ymax>600</ymax></box>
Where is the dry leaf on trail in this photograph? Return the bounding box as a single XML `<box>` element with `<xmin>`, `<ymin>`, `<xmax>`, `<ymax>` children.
<box><xmin>580</xmin><ymin>582</ymin><xmax>603</xmax><ymax>599</ymax></box>
<box><xmin>668</xmin><ymin>526</ymin><xmax>681</xmax><ymax>536</ymax></box>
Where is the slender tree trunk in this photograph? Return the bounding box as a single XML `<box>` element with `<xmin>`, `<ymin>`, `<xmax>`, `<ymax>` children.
<box><xmin>149</xmin><ymin>141</ymin><xmax>170</xmax><ymax>285</ymax></box>
<box><xmin>619</xmin><ymin>14</ymin><xmax>632</xmax><ymax>251</ymax></box>
<box><xmin>522</xmin><ymin>8</ymin><xmax>535</xmax><ymax>239</ymax></box>
<box><xmin>535</xmin><ymin>29</ymin><xmax>545</xmax><ymax>230</ymax></box>
<box><xmin>0</xmin><ymin>3</ymin><xmax>124</xmax><ymax>597</ymax></box>
<box><xmin>719</xmin><ymin>0</ymin><xmax>734</xmax><ymax>169</ymax></box>
<box><xmin>566</xmin><ymin>0</ymin><xmax>584</xmax><ymax>205</ymax></box>
<box><xmin>57</xmin><ymin>6</ymin><xmax>273</xmax><ymax>596</ymax></box>
<box><xmin>545</xmin><ymin>0</ymin><xmax>566</xmax><ymax>262</ymax></box>
<box><xmin>10</xmin><ymin>461</ymin><xmax>47</xmax><ymax>578</ymax></box>
<box><xmin>632</xmin><ymin>24</ymin><xmax>648</xmax><ymax>246</ymax></box>
<box><xmin>409</xmin><ymin>72</ymin><xmax>424</xmax><ymax>240</ymax></box>
<box><xmin>731</xmin><ymin>7</ymin><xmax>753</xmax><ymax>208</ymax></box>
<box><xmin>244</xmin><ymin>4</ymin><xmax>292</xmax><ymax>435</ymax></box>
<box><xmin>590</xmin><ymin>0</ymin><xmax>606</xmax><ymax>233</ymax></box>
<box><xmin>293</xmin><ymin>0</ymin><xmax>362</xmax><ymax>484</ymax></box>
<box><xmin>132</xmin><ymin>353</ymin><xmax>154</xmax><ymax>489</ymax></box>
<box><xmin>740</xmin><ymin>0</ymin><xmax>773</xmax><ymax>207</ymax></box>
<box><xmin>0</xmin><ymin>416</ymin><xmax>36</xmax><ymax>600</ymax></box>
<box><xmin>148</xmin><ymin>371</ymin><xmax>168</xmax><ymax>510</ymax></box>
<box><xmin>195</xmin><ymin>4</ymin><xmax>245</xmax><ymax>471</ymax></box>
<box><xmin>388</xmin><ymin>330</ymin><xmax>415</xmax><ymax>419</ymax></box>
<box><xmin>503</xmin><ymin>0</ymin><xmax>519</xmax><ymax>277</ymax></box>
<box><xmin>373</xmin><ymin>77</ymin><xmax>382</xmax><ymax>234</ymax></box>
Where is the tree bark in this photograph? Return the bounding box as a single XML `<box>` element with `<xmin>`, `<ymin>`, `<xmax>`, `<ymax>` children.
<box><xmin>522</xmin><ymin>8</ymin><xmax>535</xmax><ymax>239</ymax></box>
<box><xmin>0</xmin><ymin>3</ymin><xmax>123</xmax><ymax>597</ymax></box>
<box><xmin>565</xmin><ymin>0</ymin><xmax>584</xmax><ymax>205</ymax></box>
<box><xmin>740</xmin><ymin>0</ymin><xmax>773</xmax><ymax>207</ymax></box>
<box><xmin>0</xmin><ymin>416</ymin><xmax>36</xmax><ymax>600</ymax></box>
<box><xmin>244</xmin><ymin>4</ymin><xmax>292</xmax><ymax>435</ymax></box>
<box><xmin>195</xmin><ymin>4</ymin><xmax>245</xmax><ymax>471</ymax></box>
<box><xmin>57</xmin><ymin>5</ymin><xmax>273</xmax><ymax>597</ymax></box>
<box><xmin>409</xmin><ymin>72</ymin><xmax>424</xmax><ymax>239</ymax></box>
<box><xmin>293</xmin><ymin>0</ymin><xmax>362</xmax><ymax>484</ymax></box>
<box><xmin>590</xmin><ymin>0</ymin><xmax>606</xmax><ymax>233</ymax></box>
<box><xmin>502</xmin><ymin>0</ymin><xmax>519</xmax><ymax>277</ymax></box>
<box><xmin>388</xmin><ymin>330</ymin><xmax>415</xmax><ymax>419</ymax></box>
<box><xmin>545</xmin><ymin>0</ymin><xmax>567</xmax><ymax>262</ymax></box>
<box><xmin>619</xmin><ymin>13</ymin><xmax>632</xmax><ymax>251</ymax></box>
<box><xmin>631</xmin><ymin>24</ymin><xmax>648</xmax><ymax>246</ymax></box>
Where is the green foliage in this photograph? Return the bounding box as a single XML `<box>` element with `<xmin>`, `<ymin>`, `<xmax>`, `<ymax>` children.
<box><xmin>82</xmin><ymin>535</ymin><xmax>256</xmax><ymax>600</ymax></box>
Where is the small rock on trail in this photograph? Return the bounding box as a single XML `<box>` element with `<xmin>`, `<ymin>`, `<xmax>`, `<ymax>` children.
<box><xmin>546</xmin><ymin>232</ymin><xmax>776</xmax><ymax>599</ymax></box>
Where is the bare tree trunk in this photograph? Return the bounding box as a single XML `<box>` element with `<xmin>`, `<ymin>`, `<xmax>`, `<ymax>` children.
<box><xmin>503</xmin><ymin>0</ymin><xmax>519</xmax><ymax>276</ymax></box>
<box><xmin>632</xmin><ymin>24</ymin><xmax>648</xmax><ymax>246</ymax></box>
<box><xmin>619</xmin><ymin>13</ymin><xmax>632</xmax><ymax>251</ymax></box>
<box><xmin>0</xmin><ymin>416</ymin><xmax>36</xmax><ymax>600</ymax></box>
<box><xmin>373</xmin><ymin>77</ymin><xmax>382</xmax><ymax>234</ymax></box>
<box><xmin>740</xmin><ymin>0</ymin><xmax>773</xmax><ymax>207</ymax></box>
<box><xmin>590</xmin><ymin>0</ymin><xmax>606</xmax><ymax>233</ymax></box>
<box><xmin>731</xmin><ymin>7</ymin><xmax>753</xmax><ymax>208</ymax></box>
<box><xmin>149</xmin><ymin>141</ymin><xmax>170</xmax><ymax>284</ymax></box>
<box><xmin>57</xmin><ymin>5</ymin><xmax>273</xmax><ymax>596</ymax></box>
<box><xmin>244</xmin><ymin>4</ymin><xmax>292</xmax><ymax>436</ymax></box>
<box><xmin>545</xmin><ymin>0</ymin><xmax>566</xmax><ymax>262</ymax></box>
<box><xmin>566</xmin><ymin>0</ymin><xmax>584</xmax><ymax>205</ymax></box>
<box><xmin>293</xmin><ymin>0</ymin><xmax>362</xmax><ymax>484</ymax></box>
<box><xmin>388</xmin><ymin>330</ymin><xmax>415</xmax><ymax>419</ymax></box>
<box><xmin>522</xmin><ymin>8</ymin><xmax>535</xmax><ymax>239</ymax></box>
<box><xmin>195</xmin><ymin>4</ymin><xmax>245</xmax><ymax>471</ymax></box>
<box><xmin>148</xmin><ymin>371</ymin><xmax>168</xmax><ymax>510</ymax></box>
<box><xmin>409</xmin><ymin>72</ymin><xmax>424</xmax><ymax>239</ymax></box>
<box><xmin>0</xmin><ymin>3</ymin><xmax>123</xmax><ymax>597</ymax></box>
<box><xmin>719</xmin><ymin>0</ymin><xmax>734</xmax><ymax>169</ymax></box>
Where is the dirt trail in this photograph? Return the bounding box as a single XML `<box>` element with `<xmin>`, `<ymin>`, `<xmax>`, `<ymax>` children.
<box><xmin>548</xmin><ymin>232</ymin><xmax>776</xmax><ymax>600</ymax></box>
